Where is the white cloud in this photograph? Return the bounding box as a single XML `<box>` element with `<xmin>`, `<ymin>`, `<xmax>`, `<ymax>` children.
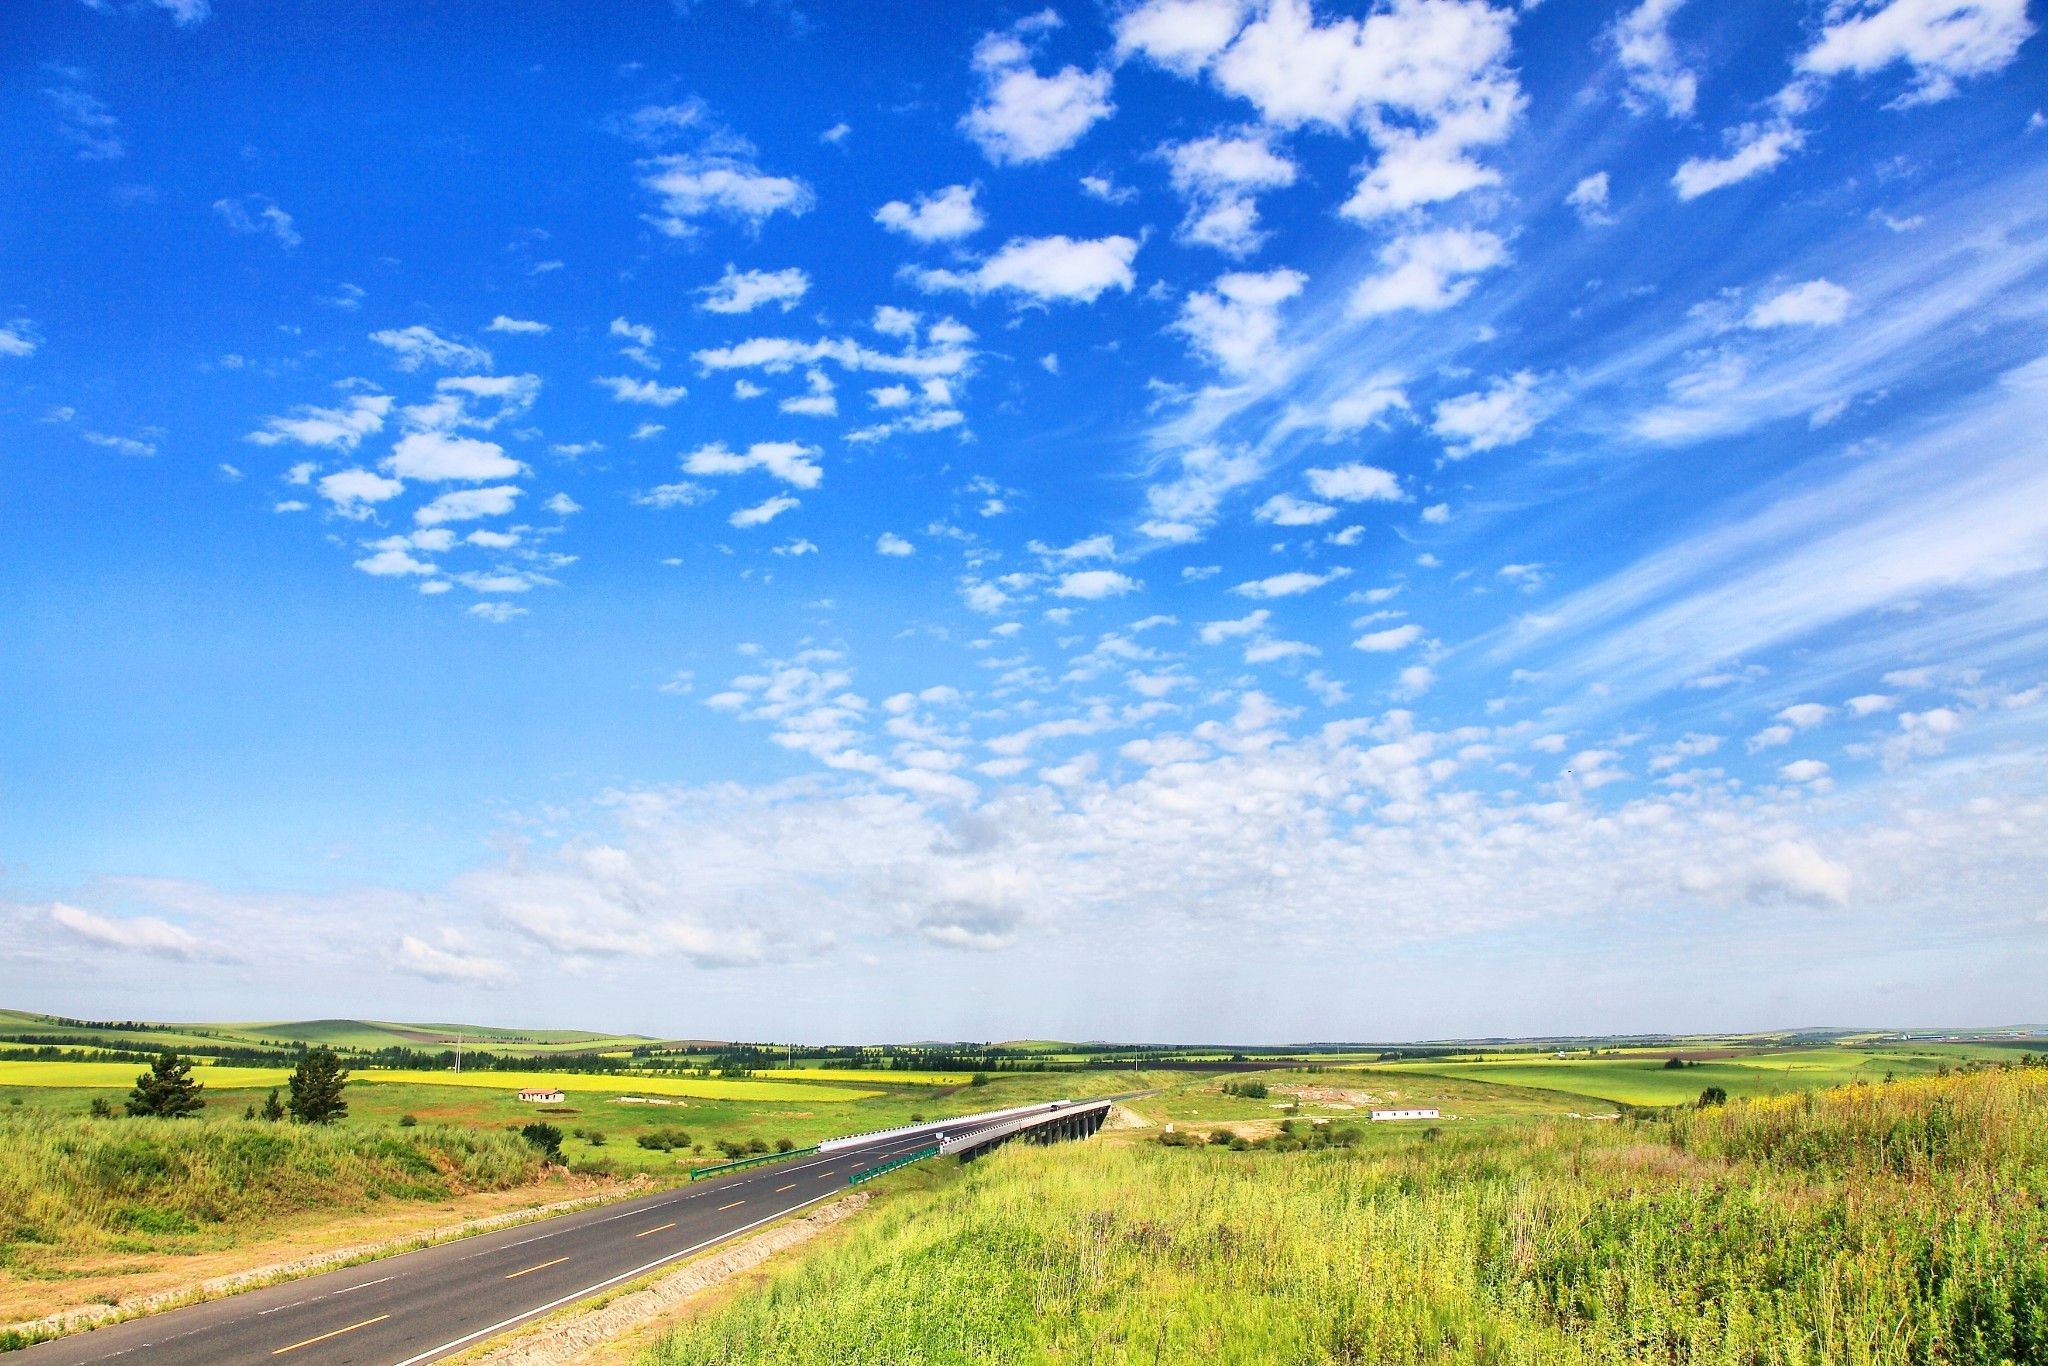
<box><xmin>1053</xmin><ymin>570</ymin><xmax>1141</xmax><ymax>599</ymax></box>
<box><xmin>1797</xmin><ymin>0</ymin><xmax>2035</xmax><ymax>105</ymax></box>
<box><xmin>1422</xmin><ymin>502</ymin><xmax>1450</xmax><ymax>523</ymax></box>
<box><xmin>1847</xmin><ymin>693</ymin><xmax>1897</xmax><ymax>715</ymax></box>
<box><xmin>1354</xmin><ymin>623</ymin><xmax>1424</xmax><ymax>651</ymax></box>
<box><xmin>683</xmin><ymin>440</ymin><xmax>823</xmax><ymax>489</ymax></box>
<box><xmin>354</xmin><ymin>538</ymin><xmax>440</xmax><ymax>577</ymax></box>
<box><xmin>639</xmin><ymin>153</ymin><xmax>813</xmax><ymax>236</ymax></box>
<box><xmin>1305</xmin><ymin>462</ymin><xmax>1402</xmax><ymax>502</ymax></box>
<box><xmin>394</xmin><ymin>933</ymin><xmax>514</xmax><ymax>987</ymax></box>
<box><xmin>1080</xmin><ymin>173</ymin><xmax>1138</xmax><ymax>203</ymax></box>
<box><xmin>385</xmin><ymin>432</ymin><xmax>524</xmax><ymax>482</ymax></box>
<box><xmin>1350</xmin><ymin>228</ymin><xmax>1507</xmax><ymax>317</ymax></box>
<box><xmin>1114</xmin><ymin>0</ymin><xmax>1249</xmax><ymax>74</ymax></box>
<box><xmin>317</xmin><ymin>467</ymin><xmax>405</xmax><ymax>516</ymax></box>
<box><xmin>1673</xmin><ymin>123</ymin><xmax>1803</xmax><ymax>199</ymax></box>
<box><xmin>1780</xmin><ymin>758</ymin><xmax>1831</xmax><ymax>783</ymax></box>
<box><xmin>371</xmin><ymin>325</ymin><xmax>492</xmax><ymax>373</ymax></box>
<box><xmin>415</xmin><ymin>485</ymin><xmax>521</xmax><ymax>525</ymax></box>
<box><xmin>1173</xmin><ymin>268</ymin><xmax>1304</xmax><ymax>376</ymax></box>
<box><xmin>1567</xmin><ymin>171</ymin><xmax>1613</xmax><ymax>226</ymax></box>
<box><xmin>1163</xmin><ymin>130</ymin><xmax>1297</xmax><ymax>256</ymax></box>
<box><xmin>876</xmin><ymin>184</ymin><xmax>985</xmax><ymax>242</ymax></box>
<box><xmin>1610</xmin><ymin>0</ymin><xmax>1698</xmax><ymax>116</ymax></box>
<box><xmin>1256</xmin><ymin>492</ymin><xmax>1337</xmax><ymax>525</ymax></box>
<box><xmin>636</xmin><ymin>482</ymin><xmax>710</xmax><ymax>509</ymax></box>
<box><xmin>730</xmin><ymin>494</ymin><xmax>800</xmax><ymax>528</ymax></box>
<box><xmin>877</xmin><ymin>533</ymin><xmax>916</xmax><ymax>556</ymax></box>
<box><xmin>0</xmin><ymin>320</ymin><xmax>39</xmax><ymax>357</ymax></box>
<box><xmin>545</xmin><ymin>492</ymin><xmax>582</xmax><ymax>516</ymax></box>
<box><xmin>50</xmin><ymin>902</ymin><xmax>215</xmax><ymax>960</ymax></box>
<box><xmin>1747</xmin><ymin>279</ymin><xmax>1853</xmax><ymax>328</ymax></box>
<box><xmin>699</xmin><ymin>264</ymin><xmax>812</xmax><ymax>314</ymax></box>
<box><xmin>486</xmin><ymin>315</ymin><xmax>550</xmax><ymax>334</ymax></box>
<box><xmin>596</xmin><ymin>376</ymin><xmax>689</xmax><ymax>406</ymax></box>
<box><xmin>212</xmin><ymin>194</ymin><xmax>300</xmax><ymax>249</ymax></box>
<box><xmin>1431</xmin><ymin>371</ymin><xmax>1541</xmax><ymax>456</ymax></box>
<box><xmin>911</xmin><ymin>235</ymin><xmax>1139</xmax><ymax>304</ymax></box>
<box><xmin>1233</xmin><ymin>567</ymin><xmax>1349</xmax><ymax>598</ymax></box>
<box><xmin>468</xmin><ymin>602</ymin><xmax>529</xmax><ymax>624</ymax></box>
<box><xmin>962</xmin><ymin>24</ymin><xmax>1115</xmax><ymax>165</ymax></box>
<box><xmin>248</xmin><ymin>393</ymin><xmax>393</xmax><ymax>450</ymax></box>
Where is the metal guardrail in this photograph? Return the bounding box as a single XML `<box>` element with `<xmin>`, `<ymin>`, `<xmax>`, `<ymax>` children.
<box><xmin>848</xmin><ymin>1143</ymin><xmax>940</xmax><ymax>1186</ymax></box>
<box><xmin>818</xmin><ymin>1101</ymin><xmax>1064</xmax><ymax>1152</ymax></box>
<box><xmin>688</xmin><ymin>1145</ymin><xmax>818</xmax><ymax>1181</ymax></box>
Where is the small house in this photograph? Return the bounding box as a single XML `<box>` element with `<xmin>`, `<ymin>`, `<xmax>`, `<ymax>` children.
<box><xmin>517</xmin><ymin>1088</ymin><xmax>566</xmax><ymax>1104</ymax></box>
<box><xmin>1369</xmin><ymin>1107</ymin><xmax>1440</xmax><ymax>1122</ymax></box>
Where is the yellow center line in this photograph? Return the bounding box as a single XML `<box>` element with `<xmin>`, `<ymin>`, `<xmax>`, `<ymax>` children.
<box><xmin>505</xmin><ymin>1256</ymin><xmax>570</xmax><ymax>1280</ymax></box>
<box><xmin>271</xmin><ymin>1313</ymin><xmax>390</xmax><ymax>1356</ymax></box>
<box><xmin>774</xmin><ymin>1183</ymin><xmax>796</xmax><ymax>1192</ymax></box>
<box><xmin>717</xmin><ymin>1200</ymin><xmax>746</xmax><ymax>1211</ymax></box>
<box><xmin>634</xmin><ymin>1221</ymin><xmax>677</xmax><ymax>1238</ymax></box>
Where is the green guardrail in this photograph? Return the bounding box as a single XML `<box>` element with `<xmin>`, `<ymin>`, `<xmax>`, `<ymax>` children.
<box><xmin>689</xmin><ymin>1145</ymin><xmax>819</xmax><ymax>1182</ymax></box>
<box><xmin>849</xmin><ymin>1143</ymin><xmax>940</xmax><ymax>1186</ymax></box>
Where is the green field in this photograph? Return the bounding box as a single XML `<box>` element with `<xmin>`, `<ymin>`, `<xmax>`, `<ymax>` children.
<box><xmin>0</xmin><ymin>1061</ymin><xmax>880</xmax><ymax>1103</ymax></box>
<box><xmin>641</xmin><ymin>1067</ymin><xmax>2048</xmax><ymax>1365</ymax></box>
<box><xmin>1350</xmin><ymin>1043</ymin><xmax>1992</xmax><ymax>1107</ymax></box>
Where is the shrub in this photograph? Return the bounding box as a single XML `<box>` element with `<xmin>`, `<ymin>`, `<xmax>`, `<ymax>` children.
<box><xmin>519</xmin><ymin>1122</ymin><xmax>565</xmax><ymax>1163</ymax></box>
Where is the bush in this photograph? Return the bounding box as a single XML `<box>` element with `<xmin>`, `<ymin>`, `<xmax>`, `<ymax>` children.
<box><xmin>776</xmin><ymin>1137</ymin><xmax>796</xmax><ymax>1152</ymax></box>
<box><xmin>1208</xmin><ymin>1128</ymin><xmax>1236</xmax><ymax>1146</ymax></box>
<box><xmin>1221</xmin><ymin>1080</ymin><xmax>1269</xmax><ymax>1100</ymax></box>
<box><xmin>519</xmin><ymin>1122</ymin><xmax>565</xmax><ymax>1163</ymax></box>
<box><xmin>398</xmin><ymin>1114</ymin><xmax>418</xmax><ymax>1128</ymax></box>
<box><xmin>1697</xmin><ymin>1087</ymin><xmax>1728</xmax><ymax>1108</ymax></box>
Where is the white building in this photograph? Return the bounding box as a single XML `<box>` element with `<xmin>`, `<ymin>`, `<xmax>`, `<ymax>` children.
<box><xmin>517</xmin><ymin>1088</ymin><xmax>566</xmax><ymax>1104</ymax></box>
<box><xmin>1369</xmin><ymin>1107</ymin><xmax>1440</xmax><ymax>1122</ymax></box>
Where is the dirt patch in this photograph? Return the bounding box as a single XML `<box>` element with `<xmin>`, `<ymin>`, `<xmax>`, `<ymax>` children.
<box><xmin>1276</xmin><ymin>1084</ymin><xmax>1386</xmax><ymax>1107</ymax></box>
<box><xmin>1100</xmin><ymin>1103</ymin><xmax>1153</xmax><ymax>1131</ymax></box>
<box><xmin>455</xmin><ymin>1194</ymin><xmax>870</xmax><ymax>1365</ymax></box>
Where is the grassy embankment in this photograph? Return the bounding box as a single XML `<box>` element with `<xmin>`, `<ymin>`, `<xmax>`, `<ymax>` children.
<box><xmin>0</xmin><ymin>1113</ymin><xmax>547</xmax><ymax>1337</ymax></box>
<box><xmin>642</xmin><ymin>1067</ymin><xmax>2048</xmax><ymax>1364</ymax></box>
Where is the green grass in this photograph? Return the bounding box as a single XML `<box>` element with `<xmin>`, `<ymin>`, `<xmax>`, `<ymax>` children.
<box><xmin>641</xmin><ymin>1067</ymin><xmax>2048</xmax><ymax>1365</ymax></box>
<box><xmin>0</xmin><ymin>1112</ymin><xmax>544</xmax><ymax>1281</ymax></box>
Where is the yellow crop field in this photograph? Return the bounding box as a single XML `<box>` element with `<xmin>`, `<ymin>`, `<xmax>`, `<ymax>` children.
<box><xmin>0</xmin><ymin>1062</ymin><xmax>879</xmax><ymax>1102</ymax></box>
<box><xmin>774</xmin><ymin>1068</ymin><xmax>970</xmax><ymax>1086</ymax></box>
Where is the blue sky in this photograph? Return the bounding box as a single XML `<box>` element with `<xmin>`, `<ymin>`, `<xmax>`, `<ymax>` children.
<box><xmin>4</xmin><ymin>0</ymin><xmax>2045</xmax><ymax>1041</ymax></box>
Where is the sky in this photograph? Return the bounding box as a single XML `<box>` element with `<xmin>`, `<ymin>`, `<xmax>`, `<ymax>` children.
<box><xmin>3</xmin><ymin>0</ymin><xmax>2046</xmax><ymax>1043</ymax></box>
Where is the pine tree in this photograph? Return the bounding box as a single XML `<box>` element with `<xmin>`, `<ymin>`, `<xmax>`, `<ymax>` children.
<box><xmin>260</xmin><ymin>1087</ymin><xmax>286</xmax><ymax>1122</ymax></box>
<box><xmin>286</xmin><ymin>1047</ymin><xmax>350</xmax><ymax>1125</ymax></box>
<box><xmin>126</xmin><ymin>1051</ymin><xmax>205</xmax><ymax>1118</ymax></box>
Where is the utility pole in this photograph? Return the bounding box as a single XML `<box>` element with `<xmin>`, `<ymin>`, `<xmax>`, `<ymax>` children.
<box><xmin>454</xmin><ymin>1030</ymin><xmax>463</xmax><ymax>1074</ymax></box>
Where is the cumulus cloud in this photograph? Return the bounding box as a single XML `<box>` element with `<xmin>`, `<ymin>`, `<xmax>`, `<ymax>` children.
<box><xmin>596</xmin><ymin>376</ymin><xmax>689</xmax><ymax>406</ymax></box>
<box><xmin>1233</xmin><ymin>567</ymin><xmax>1349</xmax><ymax>598</ymax></box>
<box><xmin>486</xmin><ymin>315</ymin><xmax>550</xmax><ymax>334</ymax></box>
<box><xmin>1431</xmin><ymin>371</ymin><xmax>1542</xmax><ymax>456</ymax></box>
<box><xmin>910</xmin><ymin>234</ymin><xmax>1139</xmax><ymax>304</ymax></box>
<box><xmin>1673</xmin><ymin>123</ymin><xmax>1803</xmax><ymax>199</ymax></box>
<box><xmin>876</xmin><ymin>184</ymin><xmax>985</xmax><ymax>242</ymax></box>
<box><xmin>1162</xmin><ymin>129</ymin><xmax>1297</xmax><ymax>256</ymax></box>
<box><xmin>371</xmin><ymin>325</ymin><xmax>492</xmax><ymax>373</ymax></box>
<box><xmin>1797</xmin><ymin>0</ymin><xmax>2035</xmax><ymax>105</ymax></box>
<box><xmin>730</xmin><ymin>494</ymin><xmax>800</xmax><ymax>528</ymax></box>
<box><xmin>1305</xmin><ymin>462</ymin><xmax>1402</xmax><ymax>502</ymax></box>
<box><xmin>0</xmin><ymin>320</ymin><xmax>39</xmax><ymax>358</ymax></box>
<box><xmin>683</xmin><ymin>440</ymin><xmax>823</xmax><ymax>489</ymax></box>
<box><xmin>877</xmin><ymin>532</ymin><xmax>915</xmax><ymax>556</ymax></box>
<box><xmin>1354</xmin><ymin>623</ymin><xmax>1424</xmax><ymax>651</ymax></box>
<box><xmin>1173</xmin><ymin>268</ymin><xmax>1305</xmax><ymax>377</ymax></box>
<box><xmin>318</xmin><ymin>467</ymin><xmax>405</xmax><ymax>517</ymax></box>
<box><xmin>1567</xmin><ymin>171</ymin><xmax>1613</xmax><ymax>225</ymax></box>
<box><xmin>247</xmin><ymin>394</ymin><xmax>393</xmax><ymax>450</ymax></box>
<box><xmin>638</xmin><ymin>153</ymin><xmax>814</xmax><ymax>236</ymax></box>
<box><xmin>415</xmin><ymin>485</ymin><xmax>521</xmax><ymax>525</ymax></box>
<box><xmin>385</xmin><ymin>432</ymin><xmax>525</xmax><ymax>482</ymax></box>
<box><xmin>1053</xmin><ymin>569</ymin><xmax>1141</xmax><ymax>599</ymax></box>
<box><xmin>962</xmin><ymin>20</ymin><xmax>1116</xmax><ymax>164</ymax></box>
<box><xmin>1747</xmin><ymin>279</ymin><xmax>1853</xmax><ymax>328</ymax></box>
<box><xmin>1350</xmin><ymin>228</ymin><xmax>1507</xmax><ymax>317</ymax></box>
<box><xmin>394</xmin><ymin>933</ymin><xmax>514</xmax><ymax>987</ymax></box>
<box><xmin>699</xmin><ymin>264</ymin><xmax>811</xmax><ymax>314</ymax></box>
<box><xmin>1610</xmin><ymin>0</ymin><xmax>1698</xmax><ymax>116</ymax></box>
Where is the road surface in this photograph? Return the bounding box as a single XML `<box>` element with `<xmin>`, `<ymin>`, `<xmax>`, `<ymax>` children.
<box><xmin>20</xmin><ymin>1131</ymin><xmax>939</xmax><ymax>1365</ymax></box>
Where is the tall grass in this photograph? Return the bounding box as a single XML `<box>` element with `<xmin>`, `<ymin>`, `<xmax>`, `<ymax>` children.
<box><xmin>0</xmin><ymin>1113</ymin><xmax>542</xmax><ymax>1274</ymax></box>
<box><xmin>644</xmin><ymin>1070</ymin><xmax>2048</xmax><ymax>1364</ymax></box>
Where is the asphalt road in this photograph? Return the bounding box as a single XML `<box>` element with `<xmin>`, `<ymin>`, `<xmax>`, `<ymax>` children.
<box><xmin>22</xmin><ymin>1131</ymin><xmax>940</xmax><ymax>1365</ymax></box>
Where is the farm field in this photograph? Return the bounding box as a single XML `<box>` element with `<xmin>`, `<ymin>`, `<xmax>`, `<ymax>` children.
<box><xmin>0</xmin><ymin>1061</ymin><xmax>880</xmax><ymax>1103</ymax></box>
<box><xmin>640</xmin><ymin>1067</ymin><xmax>2048</xmax><ymax>1365</ymax></box>
<box><xmin>1347</xmin><ymin>1043</ymin><xmax>1999</xmax><ymax>1108</ymax></box>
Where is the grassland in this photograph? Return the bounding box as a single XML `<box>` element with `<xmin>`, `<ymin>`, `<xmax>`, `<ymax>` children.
<box><xmin>642</xmin><ymin>1067</ymin><xmax>2048</xmax><ymax>1364</ymax></box>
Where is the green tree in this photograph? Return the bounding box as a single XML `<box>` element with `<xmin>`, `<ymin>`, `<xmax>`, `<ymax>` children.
<box><xmin>126</xmin><ymin>1051</ymin><xmax>205</xmax><ymax>1118</ymax></box>
<box><xmin>286</xmin><ymin>1047</ymin><xmax>350</xmax><ymax>1125</ymax></box>
<box><xmin>89</xmin><ymin>1095</ymin><xmax>116</xmax><ymax>1119</ymax></box>
<box><xmin>1697</xmin><ymin>1086</ymin><xmax>1729</xmax><ymax>1108</ymax></box>
<box><xmin>260</xmin><ymin>1087</ymin><xmax>286</xmax><ymax>1122</ymax></box>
